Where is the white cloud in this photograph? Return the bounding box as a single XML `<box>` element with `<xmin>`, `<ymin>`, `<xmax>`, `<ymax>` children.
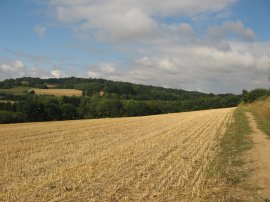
<box><xmin>0</xmin><ymin>60</ymin><xmax>26</xmax><ymax>80</ymax></box>
<box><xmin>3</xmin><ymin>0</ymin><xmax>268</xmax><ymax>94</ymax></box>
<box><xmin>77</xmin><ymin>33</ymin><xmax>269</xmax><ymax>93</ymax></box>
<box><xmin>86</xmin><ymin>62</ymin><xmax>119</xmax><ymax>79</ymax></box>
<box><xmin>50</xmin><ymin>70</ymin><xmax>62</xmax><ymax>78</ymax></box>
<box><xmin>0</xmin><ymin>59</ymin><xmax>66</xmax><ymax>80</ymax></box>
<box><xmin>1</xmin><ymin>60</ymin><xmax>25</xmax><ymax>71</ymax></box>
<box><xmin>109</xmin><ymin>41</ymin><xmax>270</xmax><ymax>93</ymax></box>
<box><xmin>46</xmin><ymin>0</ymin><xmax>237</xmax><ymax>41</ymax></box>
<box><xmin>34</xmin><ymin>25</ymin><xmax>46</xmax><ymax>38</ymax></box>
<box><xmin>87</xmin><ymin>71</ymin><xmax>100</xmax><ymax>78</ymax></box>
<box><xmin>49</xmin><ymin>0</ymin><xmax>237</xmax><ymax>17</ymax></box>
<box><xmin>81</xmin><ymin>8</ymin><xmax>158</xmax><ymax>41</ymax></box>
<box><xmin>99</xmin><ymin>63</ymin><xmax>116</xmax><ymax>74</ymax></box>
<box><xmin>208</xmin><ymin>20</ymin><xmax>256</xmax><ymax>40</ymax></box>
<box><xmin>135</xmin><ymin>57</ymin><xmax>177</xmax><ymax>73</ymax></box>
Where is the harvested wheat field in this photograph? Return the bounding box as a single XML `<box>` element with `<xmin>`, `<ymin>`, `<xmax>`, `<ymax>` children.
<box><xmin>30</xmin><ymin>89</ymin><xmax>82</xmax><ymax>96</ymax></box>
<box><xmin>0</xmin><ymin>108</ymin><xmax>234</xmax><ymax>201</ymax></box>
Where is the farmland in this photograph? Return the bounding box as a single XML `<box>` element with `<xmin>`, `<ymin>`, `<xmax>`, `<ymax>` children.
<box><xmin>0</xmin><ymin>87</ymin><xmax>32</xmax><ymax>95</ymax></box>
<box><xmin>30</xmin><ymin>88</ymin><xmax>82</xmax><ymax>96</ymax></box>
<box><xmin>0</xmin><ymin>108</ymin><xmax>234</xmax><ymax>201</ymax></box>
<box><xmin>0</xmin><ymin>87</ymin><xmax>82</xmax><ymax>97</ymax></box>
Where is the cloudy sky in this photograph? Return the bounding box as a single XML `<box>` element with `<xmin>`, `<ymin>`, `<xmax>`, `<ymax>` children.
<box><xmin>0</xmin><ymin>0</ymin><xmax>270</xmax><ymax>93</ymax></box>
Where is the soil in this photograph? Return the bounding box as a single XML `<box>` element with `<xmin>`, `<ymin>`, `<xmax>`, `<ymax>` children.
<box><xmin>246</xmin><ymin>112</ymin><xmax>270</xmax><ymax>200</ymax></box>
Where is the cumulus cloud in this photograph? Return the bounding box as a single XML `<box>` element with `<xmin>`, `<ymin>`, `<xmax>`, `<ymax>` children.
<box><xmin>49</xmin><ymin>0</ymin><xmax>237</xmax><ymax>17</ymax></box>
<box><xmin>86</xmin><ymin>63</ymin><xmax>120</xmax><ymax>80</ymax></box>
<box><xmin>87</xmin><ymin>71</ymin><xmax>100</xmax><ymax>78</ymax></box>
<box><xmin>50</xmin><ymin>70</ymin><xmax>62</xmax><ymax>78</ymax></box>
<box><xmin>82</xmin><ymin>8</ymin><xmax>158</xmax><ymax>41</ymax></box>
<box><xmin>2</xmin><ymin>43</ymin><xmax>269</xmax><ymax>94</ymax></box>
<box><xmin>0</xmin><ymin>59</ymin><xmax>66</xmax><ymax>80</ymax></box>
<box><xmin>208</xmin><ymin>20</ymin><xmax>256</xmax><ymax>41</ymax></box>
<box><xmin>135</xmin><ymin>57</ymin><xmax>178</xmax><ymax>73</ymax></box>
<box><xmin>121</xmin><ymin>41</ymin><xmax>270</xmax><ymax>93</ymax></box>
<box><xmin>2</xmin><ymin>0</ymin><xmax>268</xmax><ymax>94</ymax></box>
<box><xmin>46</xmin><ymin>0</ymin><xmax>237</xmax><ymax>41</ymax></box>
<box><xmin>34</xmin><ymin>25</ymin><xmax>46</xmax><ymax>38</ymax></box>
<box><xmin>99</xmin><ymin>63</ymin><xmax>116</xmax><ymax>74</ymax></box>
<box><xmin>0</xmin><ymin>60</ymin><xmax>26</xmax><ymax>80</ymax></box>
<box><xmin>77</xmin><ymin>39</ymin><xmax>266</xmax><ymax>94</ymax></box>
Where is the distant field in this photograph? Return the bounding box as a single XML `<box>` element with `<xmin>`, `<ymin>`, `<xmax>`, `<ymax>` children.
<box><xmin>0</xmin><ymin>86</ymin><xmax>31</xmax><ymax>95</ymax></box>
<box><xmin>31</xmin><ymin>88</ymin><xmax>82</xmax><ymax>96</ymax></box>
<box><xmin>0</xmin><ymin>108</ymin><xmax>234</xmax><ymax>201</ymax></box>
<box><xmin>0</xmin><ymin>87</ymin><xmax>82</xmax><ymax>96</ymax></box>
<box><xmin>45</xmin><ymin>84</ymin><xmax>58</xmax><ymax>88</ymax></box>
<box><xmin>0</xmin><ymin>100</ymin><xmax>15</xmax><ymax>103</ymax></box>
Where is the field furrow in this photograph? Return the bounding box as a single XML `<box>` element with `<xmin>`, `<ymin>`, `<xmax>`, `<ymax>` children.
<box><xmin>0</xmin><ymin>108</ymin><xmax>234</xmax><ymax>201</ymax></box>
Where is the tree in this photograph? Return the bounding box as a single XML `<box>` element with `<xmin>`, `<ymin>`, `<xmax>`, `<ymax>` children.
<box><xmin>24</xmin><ymin>101</ymin><xmax>48</xmax><ymax>121</ymax></box>
<box><xmin>45</xmin><ymin>102</ymin><xmax>62</xmax><ymax>120</ymax></box>
<box><xmin>29</xmin><ymin>90</ymin><xmax>35</xmax><ymax>94</ymax></box>
<box><xmin>62</xmin><ymin>96</ymin><xmax>81</xmax><ymax>107</ymax></box>
<box><xmin>242</xmin><ymin>89</ymin><xmax>248</xmax><ymax>95</ymax></box>
<box><xmin>61</xmin><ymin>104</ymin><xmax>78</xmax><ymax>120</ymax></box>
<box><xmin>82</xmin><ymin>90</ymin><xmax>86</xmax><ymax>97</ymax></box>
<box><xmin>123</xmin><ymin>100</ymin><xmax>151</xmax><ymax>116</ymax></box>
<box><xmin>242</xmin><ymin>89</ymin><xmax>270</xmax><ymax>103</ymax></box>
<box><xmin>95</xmin><ymin>99</ymin><xmax>122</xmax><ymax>117</ymax></box>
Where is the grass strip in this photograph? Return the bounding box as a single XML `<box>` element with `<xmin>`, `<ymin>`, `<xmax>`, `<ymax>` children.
<box><xmin>248</xmin><ymin>99</ymin><xmax>270</xmax><ymax>138</ymax></box>
<box><xmin>203</xmin><ymin>106</ymin><xmax>257</xmax><ymax>201</ymax></box>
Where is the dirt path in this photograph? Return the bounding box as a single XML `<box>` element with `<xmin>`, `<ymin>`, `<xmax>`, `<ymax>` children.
<box><xmin>246</xmin><ymin>112</ymin><xmax>270</xmax><ymax>200</ymax></box>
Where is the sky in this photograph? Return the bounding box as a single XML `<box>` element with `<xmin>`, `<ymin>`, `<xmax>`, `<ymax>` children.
<box><xmin>0</xmin><ymin>0</ymin><xmax>270</xmax><ymax>93</ymax></box>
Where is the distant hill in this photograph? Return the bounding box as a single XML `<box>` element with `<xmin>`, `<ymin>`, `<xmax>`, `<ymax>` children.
<box><xmin>0</xmin><ymin>77</ymin><xmax>222</xmax><ymax>101</ymax></box>
<box><xmin>2</xmin><ymin>76</ymin><xmax>268</xmax><ymax>124</ymax></box>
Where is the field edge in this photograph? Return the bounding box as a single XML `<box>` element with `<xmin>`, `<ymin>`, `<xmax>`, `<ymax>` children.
<box><xmin>203</xmin><ymin>106</ymin><xmax>259</xmax><ymax>200</ymax></box>
<box><xmin>247</xmin><ymin>98</ymin><xmax>270</xmax><ymax>138</ymax></box>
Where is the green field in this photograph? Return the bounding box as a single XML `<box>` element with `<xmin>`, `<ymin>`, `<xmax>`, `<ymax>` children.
<box><xmin>0</xmin><ymin>87</ymin><xmax>32</xmax><ymax>95</ymax></box>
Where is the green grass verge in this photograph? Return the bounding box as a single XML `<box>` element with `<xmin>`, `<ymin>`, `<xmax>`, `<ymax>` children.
<box><xmin>204</xmin><ymin>106</ymin><xmax>258</xmax><ymax>200</ymax></box>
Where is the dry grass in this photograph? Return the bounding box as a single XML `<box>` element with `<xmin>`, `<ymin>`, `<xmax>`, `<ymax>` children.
<box><xmin>0</xmin><ymin>108</ymin><xmax>234</xmax><ymax>201</ymax></box>
<box><xmin>248</xmin><ymin>97</ymin><xmax>270</xmax><ymax>122</ymax></box>
<box><xmin>248</xmin><ymin>97</ymin><xmax>270</xmax><ymax>137</ymax></box>
<box><xmin>30</xmin><ymin>89</ymin><xmax>82</xmax><ymax>97</ymax></box>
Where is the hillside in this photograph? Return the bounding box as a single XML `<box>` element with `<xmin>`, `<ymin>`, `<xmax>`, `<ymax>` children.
<box><xmin>0</xmin><ymin>77</ymin><xmax>226</xmax><ymax>100</ymax></box>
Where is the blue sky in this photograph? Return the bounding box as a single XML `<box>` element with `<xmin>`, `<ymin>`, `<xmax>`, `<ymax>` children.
<box><xmin>0</xmin><ymin>0</ymin><xmax>270</xmax><ymax>93</ymax></box>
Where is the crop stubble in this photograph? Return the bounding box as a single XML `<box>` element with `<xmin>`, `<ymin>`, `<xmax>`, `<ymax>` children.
<box><xmin>30</xmin><ymin>89</ymin><xmax>82</xmax><ymax>96</ymax></box>
<box><xmin>0</xmin><ymin>108</ymin><xmax>234</xmax><ymax>201</ymax></box>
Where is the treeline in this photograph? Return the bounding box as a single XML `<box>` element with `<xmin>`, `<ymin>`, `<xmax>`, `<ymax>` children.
<box><xmin>0</xmin><ymin>77</ymin><xmax>269</xmax><ymax>124</ymax></box>
<box><xmin>241</xmin><ymin>88</ymin><xmax>270</xmax><ymax>103</ymax></box>
<box><xmin>0</xmin><ymin>93</ymin><xmax>241</xmax><ymax>124</ymax></box>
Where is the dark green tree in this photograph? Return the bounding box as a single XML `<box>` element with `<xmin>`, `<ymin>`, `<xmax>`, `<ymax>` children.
<box><xmin>61</xmin><ymin>104</ymin><xmax>78</xmax><ymax>120</ymax></box>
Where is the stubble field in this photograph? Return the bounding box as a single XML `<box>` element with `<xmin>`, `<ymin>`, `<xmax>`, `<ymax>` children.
<box><xmin>30</xmin><ymin>88</ymin><xmax>82</xmax><ymax>96</ymax></box>
<box><xmin>0</xmin><ymin>108</ymin><xmax>234</xmax><ymax>201</ymax></box>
